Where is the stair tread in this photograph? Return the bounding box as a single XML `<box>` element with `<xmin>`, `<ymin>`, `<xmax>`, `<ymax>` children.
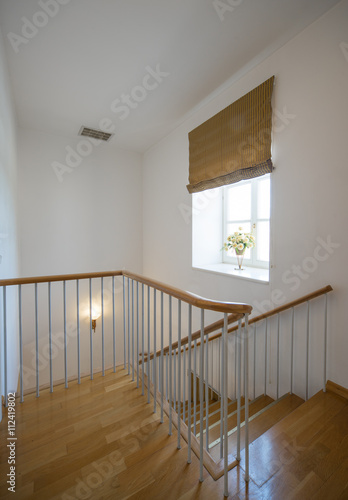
<box><xmin>176</xmin><ymin>399</ymin><xmax>220</xmax><ymax>420</ymax></box>
<box><xmin>209</xmin><ymin>393</ymin><xmax>304</xmax><ymax>460</ymax></box>
<box><xmin>238</xmin><ymin>390</ymin><xmax>347</xmax><ymax>489</ymax></box>
<box><xmin>194</xmin><ymin>397</ymin><xmax>246</xmax><ymax>435</ymax></box>
<box><xmin>206</xmin><ymin>395</ymin><xmax>274</xmax><ymax>443</ymax></box>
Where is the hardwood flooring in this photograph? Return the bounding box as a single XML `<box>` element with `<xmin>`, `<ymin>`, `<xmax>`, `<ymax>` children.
<box><xmin>0</xmin><ymin>368</ymin><xmax>347</xmax><ymax>499</ymax></box>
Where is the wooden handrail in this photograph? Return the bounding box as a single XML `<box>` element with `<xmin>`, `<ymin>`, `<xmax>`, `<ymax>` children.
<box><xmin>143</xmin><ymin>284</ymin><xmax>333</xmax><ymax>362</ymax></box>
<box><xmin>0</xmin><ymin>269</ymin><xmax>252</xmax><ymax>315</ymax></box>
<box><xmin>0</xmin><ymin>270</ymin><xmax>123</xmax><ymax>286</ymax></box>
<box><xmin>225</xmin><ymin>284</ymin><xmax>333</xmax><ymax>335</ymax></box>
<box><xmin>200</xmin><ymin>284</ymin><xmax>333</xmax><ymax>344</ymax></box>
<box><xmin>123</xmin><ymin>271</ymin><xmax>252</xmax><ymax>314</ymax></box>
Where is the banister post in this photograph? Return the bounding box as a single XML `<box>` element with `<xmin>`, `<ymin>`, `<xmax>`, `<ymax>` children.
<box><xmin>199</xmin><ymin>308</ymin><xmax>204</xmax><ymax>482</ymax></box>
<box><xmin>244</xmin><ymin>313</ymin><xmax>250</xmax><ymax>482</ymax></box>
<box><xmin>223</xmin><ymin>312</ymin><xmax>229</xmax><ymax>497</ymax></box>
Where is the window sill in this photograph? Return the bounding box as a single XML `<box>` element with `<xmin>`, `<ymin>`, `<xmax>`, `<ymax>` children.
<box><xmin>192</xmin><ymin>263</ymin><xmax>269</xmax><ymax>283</ymax></box>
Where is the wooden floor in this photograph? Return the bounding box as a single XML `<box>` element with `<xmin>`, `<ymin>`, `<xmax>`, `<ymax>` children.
<box><xmin>0</xmin><ymin>369</ymin><xmax>347</xmax><ymax>499</ymax></box>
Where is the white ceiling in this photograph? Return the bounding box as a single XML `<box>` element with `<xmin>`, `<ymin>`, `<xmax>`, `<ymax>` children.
<box><xmin>0</xmin><ymin>0</ymin><xmax>341</xmax><ymax>153</ymax></box>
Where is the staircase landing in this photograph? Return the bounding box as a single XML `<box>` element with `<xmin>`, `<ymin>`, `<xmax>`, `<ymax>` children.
<box><xmin>0</xmin><ymin>369</ymin><xmax>347</xmax><ymax>499</ymax></box>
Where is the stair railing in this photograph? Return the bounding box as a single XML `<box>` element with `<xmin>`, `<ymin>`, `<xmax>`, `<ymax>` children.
<box><xmin>0</xmin><ymin>270</ymin><xmax>251</xmax><ymax>497</ymax></box>
<box><xmin>123</xmin><ymin>271</ymin><xmax>251</xmax><ymax>490</ymax></box>
<box><xmin>144</xmin><ymin>284</ymin><xmax>333</xmax><ymax>469</ymax></box>
<box><xmin>203</xmin><ymin>285</ymin><xmax>333</xmax><ymax>402</ymax></box>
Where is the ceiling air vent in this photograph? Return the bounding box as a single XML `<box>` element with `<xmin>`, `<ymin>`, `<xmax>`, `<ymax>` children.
<box><xmin>79</xmin><ymin>126</ymin><xmax>113</xmax><ymax>142</ymax></box>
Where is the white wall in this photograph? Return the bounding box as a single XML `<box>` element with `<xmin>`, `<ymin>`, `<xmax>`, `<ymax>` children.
<box><xmin>0</xmin><ymin>27</ymin><xmax>20</xmax><ymax>414</ymax></box>
<box><xmin>17</xmin><ymin>128</ymin><xmax>143</xmax><ymax>390</ymax></box>
<box><xmin>18</xmin><ymin>128</ymin><xmax>143</xmax><ymax>276</ymax></box>
<box><xmin>143</xmin><ymin>1</ymin><xmax>348</xmax><ymax>391</ymax></box>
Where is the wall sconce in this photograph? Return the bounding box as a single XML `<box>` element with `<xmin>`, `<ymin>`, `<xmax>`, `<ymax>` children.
<box><xmin>91</xmin><ymin>308</ymin><xmax>101</xmax><ymax>332</ymax></box>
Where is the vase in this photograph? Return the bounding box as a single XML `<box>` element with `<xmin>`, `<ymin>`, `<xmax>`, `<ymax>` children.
<box><xmin>234</xmin><ymin>248</ymin><xmax>246</xmax><ymax>270</ymax></box>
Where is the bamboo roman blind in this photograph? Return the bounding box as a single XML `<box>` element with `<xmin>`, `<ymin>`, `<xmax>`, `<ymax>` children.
<box><xmin>187</xmin><ymin>76</ymin><xmax>274</xmax><ymax>193</ymax></box>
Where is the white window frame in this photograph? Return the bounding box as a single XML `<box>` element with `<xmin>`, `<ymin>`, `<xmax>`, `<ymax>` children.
<box><xmin>222</xmin><ymin>175</ymin><xmax>270</xmax><ymax>270</ymax></box>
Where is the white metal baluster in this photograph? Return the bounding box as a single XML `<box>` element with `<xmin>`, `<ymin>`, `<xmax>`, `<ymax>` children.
<box><xmin>236</xmin><ymin>319</ymin><xmax>242</xmax><ymax>461</ymax></box>
<box><xmin>276</xmin><ymin>313</ymin><xmax>280</xmax><ymax>399</ymax></box>
<box><xmin>76</xmin><ymin>280</ymin><xmax>80</xmax><ymax>384</ymax></box>
<box><xmin>112</xmin><ymin>276</ymin><xmax>116</xmax><ymax>373</ymax></box>
<box><xmin>290</xmin><ymin>307</ymin><xmax>294</xmax><ymax>394</ymax></box>
<box><xmin>89</xmin><ymin>278</ymin><xmax>93</xmax><ymax>380</ymax></box>
<box><xmin>35</xmin><ymin>283</ymin><xmax>39</xmax><ymax>397</ymax></box>
<box><xmin>183</xmin><ymin>345</ymin><xmax>186</xmax><ymax>425</ymax></box>
<box><xmin>306</xmin><ymin>301</ymin><xmax>310</xmax><ymax>401</ymax></box>
<box><xmin>177</xmin><ymin>300</ymin><xmax>182</xmax><ymax>449</ymax></box>
<box><xmin>187</xmin><ymin>305</ymin><xmax>192</xmax><ymax>464</ymax></box>
<box><xmin>323</xmin><ymin>294</ymin><xmax>328</xmax><ymax>392</ymax></box>
<box><xmin>101</xmin><ymin>277</ymin><xmax>105</xmax><ymax>377</ymax></box>
<box><xmin>218</xmin><ymin>337</ymin><xmax>221</xmax><ymax>395</ymax></box>
<box><xmin>193</xmin><ymin>339</ymin><xmax>197</xmax><ymax>435</ymax></box>
<box><xmin>169</xmin><ymin>296</ymin><xmax>173</xmax><ymax>435</ymax></box>
<box><xmin>160</xmin><ymin>291</ymin><xmax>164</xmax><ymax>423</ymax></box>
<box><xmin>219</xmin><ymin>328</ymin><xmax>224</xmax><ymax>459</ymax></box>
<box><xmin>211</xmin><ymin>340</ymin><xmax>213</xmax><ymax>402</ymax></box>
<box><xmin>19</xmin><ymin>285</ymin><xmax>23</xmax><ymax>403</ymax></box>
<box><xmin>147</xmin><ymin>286</ymin><xmax>151</xmax><ymax>404</ymax></box>
<box><xmin>131</xmin><ymin>280</ymin><xmax>134</xmax><ymax>381</ymax></box>
<box><xmin>3</xmin><ymin>287</ymin><xmax>8</xmax><ymax>406</ymax></box>
<box><xmin>166</xmin><ymin>352</ymin><xmax>168</xmax><ymax>401</ymax></box>
<box><xmin>244</xmin><ymin>314</ymin><xmax>250</xmax><ymax>483</ymax></box>
<box><xmin>123</xmin><ymin>276</ymin><xmax>126</xmax><ymax>370</ymax></box>
<box><xmin>174</xmin><ymin>350</ymin><xmax>177</xmax><ymax>412</ymax></box>
<box><xmin>205</xmin><ymin>334</ymin><xmax>209</xmax><ymax>451</ymax></box>
<box><xmin>136</xmin><ymin>282</ymin><xmax>139</xmax><ymax>387</ymax></box>
<box><xmin>153</xmin><ymin>289</ymin><xmax>157</xmax><ymax>413</ymax></box>
<box><xmin>199</xmin><ymin>308</ymin><xmax>204</xmax><ymax>482</ymax></box>
<box><xmin>48</xmin><ymin>282</ymin><xmax>53</xmax><ymax>391</ymax></box>
<box><xmin>63</xmin><ymin>281</ymin><xmax>68</xmax><ymax>388</ymax></box>
<box><xmin>142</xmin><ymin>283</ymin><xmax>145</xmax><ymax>395</ymax></box>
<box><xmin>253</xmin><ymin>324</ymin><xmax>256</xmax><ymax>400</ymax></box>
<box><xmin>264</xmin><ymin>318</ymin><xmax>268</xmax><ymax>395</ymax></box>
<box><xmin>223</xmin><ymin>313</ymin><xmax>229</xmax><ymax>496</ymax></box>
<box><xmin>127</xmin><ymin>278</ymin><xmax>130</xmax><ymax>375</ymax></box>
<box><xmin>234</xmin><ymin>334</ymin><xmax>237</xmax><ymax>400</ymax></box>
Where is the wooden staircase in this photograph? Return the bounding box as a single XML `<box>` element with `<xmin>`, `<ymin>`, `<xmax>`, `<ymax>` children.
<box><xmin>1</xmin><ymin>369</ymin><xmax>347</xmax><ymax>499</ymax></box>
<box><xmin>239</xmin><ymin>386</ymin><xmax>348</xmax><ymax>499</ymax></box>
<box><xmin>174</xmin><ymin>392</ymin><xmax>305</xmax><ymax>462</ymax></box>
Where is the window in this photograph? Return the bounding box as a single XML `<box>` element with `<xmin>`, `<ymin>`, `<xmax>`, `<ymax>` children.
<box><xmin>222</xmin><ymin>174</ymin><xmax>270</xmax><ymax>269</ymax></box>
<box><xmin>191</xmin><ymin>174</ymin><xmax>271</xmax><ymax>281</ymax></box>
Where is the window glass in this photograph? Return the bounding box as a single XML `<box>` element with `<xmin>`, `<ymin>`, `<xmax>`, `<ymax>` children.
<box><xmin>256</xmin><ymin>221</ymin><xmax>270</xmax><ymax>262</ymax></box>
<box><xmin>223</xmin><ymin>175</ymin><xmax>270</xmax><ymax>268</ymax></box>
<box><xmin>226</xmin><ymin>183</ymin><xmax>251</xmax><ymax>221</ymax></box>
<box><xmin>257</xmin><ymin>178</ymin><xmax>270</xmax><ymax>219</ymax></box>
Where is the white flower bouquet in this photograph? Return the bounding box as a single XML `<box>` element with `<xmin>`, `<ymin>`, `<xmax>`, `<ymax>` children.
<box><xmin>223</xmin><ymin>227</ymin><xmax>255</xmax><ymax>255</ymax></box>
